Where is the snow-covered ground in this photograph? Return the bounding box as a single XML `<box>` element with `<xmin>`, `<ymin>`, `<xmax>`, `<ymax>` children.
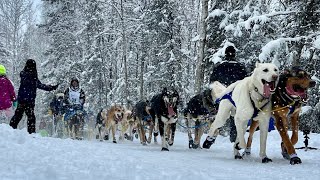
<box><xmin>1</xmin><ymin>123</ymin><xmax>320</xmax><ymax>180</ymax></box>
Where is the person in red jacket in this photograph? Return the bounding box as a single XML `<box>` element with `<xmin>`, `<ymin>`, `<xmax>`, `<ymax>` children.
<box><xmin>0</xmin><ymin>64</ymin><xmax>16</xmax><ymax>123</ymax></box>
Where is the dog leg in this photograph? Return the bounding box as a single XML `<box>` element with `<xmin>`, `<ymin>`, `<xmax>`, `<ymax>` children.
<box><xmin>168</xmin><ymin>123</ymin><xmax>176</xmax><ymax>146</ymax></box>
<box><xmin>245</xmin><ymin>120</ymin><xmax>259</xmax><ymax>156</ymax></box>
<box><xmin>194</xmin><ymin>123</ymin><xmax>203</xmax><ymax>149</ymax></box>
<box><xmin>161</xmin><ymin>118</ymin><xmax>169</xmax><ymax>151</ymax></box>
<box><xmin>233</xmin><ymin>118</ymin><xmax>248</xmax><ymax>159</ymax></box>
<box><xmin>185</xmin><ymin>116</ymin><xmax>194</xmax><ymax>149</ymax></box>
<box><xmin>111</xmin><ymin>123</ymin><xmax>117</xmax><ymax>143</ymax></box>
<box><xmin>203</xmin><ymin>101</ymin><xmax>232</xmax><ymax>149</ymax></box>
<box><xmin>275</xmin><ymin>114</ymin><xmax>301</xmax><ymax>165</ymax></box>
<box><xmin>137</xmin><ymin>121</ymin><xmax>146</xmax><ymax>145</ymax></box>
<box><xmin>290</xmin><ymin>111</ymin><xmax>300</xmax><ymax>145</ymax></box>
<box><xmin>147</xmin><ymin>121</ymin><xmax>154</xmax><ymax>144</ymax></box>
<box><xmin>235</xmin><ymin>117</ymin><xmax>248</xmax><ymax>149</ymax></box>
<box><xmin>259</xmin><ymin>117</ymin><xmax>272</xmax><ymax>163</ymax></box>
<box><xmin>141</xmin><ymin>122</ymin><xmax>147</xmax><ymax>145</ymax></box>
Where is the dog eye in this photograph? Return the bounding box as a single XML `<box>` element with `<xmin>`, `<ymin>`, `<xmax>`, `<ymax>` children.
<box><xmin>263</xmin><ymin>69</ymin><xmax>269</xmax><ymax>72</ymax></box>
<box><xmin>274</xmin><ymin>68</ymin><xmax>278</xmax><ymax>72</ymax></box>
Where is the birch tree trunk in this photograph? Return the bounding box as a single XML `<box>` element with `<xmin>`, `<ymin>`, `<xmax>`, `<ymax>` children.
<box><xmin>195</xmin><ymin>0</ymin><xmax>208</xmax><ymax>94</ymax></box>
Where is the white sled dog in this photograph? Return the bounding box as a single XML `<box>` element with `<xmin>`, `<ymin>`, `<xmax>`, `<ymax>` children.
<box><xmin>206</xmin><ymin>62</ymin><xmax>279</xmax><ymax>163</ymax></box>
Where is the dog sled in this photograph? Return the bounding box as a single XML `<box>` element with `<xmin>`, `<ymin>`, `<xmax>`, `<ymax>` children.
<box><xmin>63</xmin><ymin>105</ymin><xmax>88</xmax><ymax>140</ymax></box>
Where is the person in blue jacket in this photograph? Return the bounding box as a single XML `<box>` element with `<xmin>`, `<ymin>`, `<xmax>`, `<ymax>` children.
<box><xmin>10</xmin><ymin>59</ymin><xmax>58</xmax><ymax>134</ymax></box>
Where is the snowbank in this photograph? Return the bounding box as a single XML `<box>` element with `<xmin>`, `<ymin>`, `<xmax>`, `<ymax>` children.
<box><xmin>1</xmin><ymin>124</ymin><xmax>320</xmax><ymax>180</ymax></box>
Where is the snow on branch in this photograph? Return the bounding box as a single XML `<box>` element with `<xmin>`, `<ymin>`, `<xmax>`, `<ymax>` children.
<box><xmin>206</xmin><ymin>9</ymin><xmax>227</xmax><ymax>21</ymax></box>
<box><xmin>238</xmin><ymin>11</ymin><xmax>296</xmax><ymax>30</ymax></box>
<box><xmin>259</xmin><ymin>37</ymin><xmax>302</xmax><ymax>62</ymax></box>
<box><xmin>314</xmin><ymin>36</ymin><xmax>320</xmax><ymax>49</ymax></box>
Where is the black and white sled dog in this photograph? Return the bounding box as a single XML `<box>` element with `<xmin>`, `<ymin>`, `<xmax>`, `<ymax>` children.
<box><xmin>184</xmin><ymin>89</ymin><xmax>218</xmax><ymax>149</ymax></box>
<box><xmin>133</xmin><ymin>101</ymin><xmax>154</xmax><ymax>145</ymax></box>
<box><xmin>150</xmin><ymin>87</ymin><xmax>180</xmax><ymax>151</ymax></box>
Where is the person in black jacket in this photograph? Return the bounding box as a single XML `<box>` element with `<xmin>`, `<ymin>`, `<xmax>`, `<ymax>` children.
<box><xmin>10</xmin><ymin>59</ymin><xmax>58</xmax><ymax>134</ymax></box>
<box><xmin>203</xmin><ymin>46</ymin><xmax>248</xmax><ymax>148</ymax></box>
<box><xmin>209</xmin><ymin>46</ymin><xmax>247</xmax><ymax>85</ymax></box>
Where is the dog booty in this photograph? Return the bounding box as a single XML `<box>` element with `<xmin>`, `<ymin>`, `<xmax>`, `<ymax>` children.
<box><xmin>202</xmin><ymin>136</ymin><xmax>216</xmax><ymax>149</ymax></box>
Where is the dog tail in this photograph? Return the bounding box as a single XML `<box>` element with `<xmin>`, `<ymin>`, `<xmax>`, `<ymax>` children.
<box><xmin>209</xmin><ymin>81</ymin><xmax>227</xmax><ymax>101</ymax></box>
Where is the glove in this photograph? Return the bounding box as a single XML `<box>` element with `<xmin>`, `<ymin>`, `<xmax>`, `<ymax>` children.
<box><xmin>13</xmin><ymin>101</ymin><xmax>18</xmax><ymax>108</ymax></box>
<box><xmin>52</xmin><ymin>84</ymin><xmax>59</xmax><ymax>90</ymax></box>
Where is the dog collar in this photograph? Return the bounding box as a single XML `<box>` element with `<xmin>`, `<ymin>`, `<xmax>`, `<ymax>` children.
<box><xmin>253</xmin><ymin>86</ymin><xmax>269</xmax><ymax>102</ymax></box>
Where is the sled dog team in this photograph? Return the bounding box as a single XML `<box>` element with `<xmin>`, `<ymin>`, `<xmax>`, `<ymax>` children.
<box><xmin>0</xmin><ymin>48</ymin><xmax>316</xmax><ymax>165</ymax></box>
<box><xmin>95</xmin><ymin>62</ymin><xmax>315</xmax><ymax>165</ymax></box>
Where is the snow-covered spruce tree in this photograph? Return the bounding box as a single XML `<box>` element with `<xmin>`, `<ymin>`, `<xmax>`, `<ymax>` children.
<box><xmin>79</xmin><ymin>0</ymin><xmax>108</xmax><ymax>110</ymax></box>
<box><xmin>144</xmin><ymin>0</ymin><xmax>183</xmax><ymax>97</ymax></box>
<box><xmin>0</xmin><ymin>0</ymin><xmax>33</xmax><ymax>83</ymax></box>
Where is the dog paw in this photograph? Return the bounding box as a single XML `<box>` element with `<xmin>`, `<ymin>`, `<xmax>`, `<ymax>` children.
<box><xmin>161</xmin><ymin>147</ymin><xmax>169</xmax><ymax>151</ymax></box>
<box><xmin>142</xmin><ymin>142</ymin><xmax>147</xmax><ymax>146</ymax></box>
<box><xmin>202</xmin><ymin>137</ymin><xmax>215</xmax><ymax>149</ymax></box>
<box><xmin>113</xmin><ymin>140</ymin><xmax>117</xmax><ymax>144</ymax></box>
<box><xmin>147</xmin><ymin>138</ymin><xmax>152</xmax><ymax>144</ymax></box>
<box><xmin>189</xmin><ymin>140</ymin><xmax>194</xmax><ymax>149</ymax></box>
<box><xmin>235</xmin><ymin>155</ymin><xmax>243</xmax><ymax>159</ymax></box>
<box><xmin>124</xmin><ymin>133</ymin><xmax>129</xmax><ymax>139</ymax></box>
<box><xmin>192</xmin><ymin>144</ymin><xmax>201</xmax><ymax>149</ymax></box>
<box><xmin>104</xmin><ymin>134</ymin><xmax>109</xmax><ymax>141</ymax></box>
<box><xmin>262</xmin><ymin>157</ymin><xmax>272</xmax><ymax>163</ymax></box>
<box><xmin>129</xmin><ymin>136</ymin><xmax>134</xmax><ymax>141</ymax></box>
<box><xmin>290</xmin><ymin>157</ymin><xmax>302</xmax><ymax>165</ymax></box>
<box><xmin>242</xmin><ymin>151</ymin><xmax>251</xmax><ymax>157</ymax></box>
<box><xmin>168</xmin><ymin>139</ymin><xmax>174</xmax><ymax>146</ymax></box>
<box><xmin>282</xmin><ymin>152</ymin><xmax>290</xmax><ymax>160</ymax></box>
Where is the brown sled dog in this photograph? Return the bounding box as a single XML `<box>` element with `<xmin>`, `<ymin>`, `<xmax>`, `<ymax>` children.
<box><xmin>101</xmin><ymin>104</ymin><xmax>125</xmax><ymax>143</ymax></box>
<box><xmin>247</xmin><ymin>67</ymin><xmax>315</xmax><ymax>165</ymax></box>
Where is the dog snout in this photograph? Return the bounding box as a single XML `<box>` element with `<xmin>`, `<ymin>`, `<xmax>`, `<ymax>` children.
<box><xmin>309</xmin><ymin>80</ymin><xmax>316</xmax><ymax>88</ymax></box>
<box><xmin>272</xmin><ymin>74</ymin><xmax>278</xmax><ymax>81</ymax></box>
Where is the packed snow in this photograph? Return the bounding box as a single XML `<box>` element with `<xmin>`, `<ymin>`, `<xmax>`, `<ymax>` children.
<box><xmin>1</xmin><ymin>124</ymin><xmax>320</xmax><ymax>180</ymax></box>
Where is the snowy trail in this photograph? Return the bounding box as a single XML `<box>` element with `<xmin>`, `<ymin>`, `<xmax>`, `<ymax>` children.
<box><xmin>1</xmin><ymin>124</ymin><xmax>320</xmax><ymax>180</ymax></box>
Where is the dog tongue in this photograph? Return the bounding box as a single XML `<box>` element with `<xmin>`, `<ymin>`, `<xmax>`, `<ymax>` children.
<box><xmin>168</xmin><ymin>106</ymin><xmax>176</xmax><ymax>117</ymax></box>
<box><xmin>286</xmin><ymin>85</ymin><xmax>307</xmax><ymax>100</ymax></box>
<box><xmin>263</xmin><ymin>83</ymin><xmax>271</xmax><ymax>98</ymax></box>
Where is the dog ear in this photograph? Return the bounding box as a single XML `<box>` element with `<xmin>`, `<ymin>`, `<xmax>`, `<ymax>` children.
<box><xmin>162</xmin><ymin>87</ymin><xmax>167</xmax><ymax>94</ymax></box>
<box><xmin>283</xmin><ymin>69</ymin><xmax>290</xmax><ymax>75</ymax></box>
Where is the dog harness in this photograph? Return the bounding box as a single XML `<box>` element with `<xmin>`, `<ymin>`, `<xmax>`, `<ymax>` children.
<box><xmin>216</xmin><ymin>90</ymin><xmax>270</xmax><ymax>119</ymax></box>
<box><xmin>143</xmin><ymin>115</ymin><xmax>152</xmax><ymax>122</ymax></box>
<box><xmin>215</xmin><ymin>91</ymin><xmax>236</xmax><ymax>107</ymax></box>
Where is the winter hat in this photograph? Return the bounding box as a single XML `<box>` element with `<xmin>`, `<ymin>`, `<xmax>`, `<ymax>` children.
<box><xmin>0</xmin><ymin>64</ymin><xmax>6</xmax><ymax>75</ymax></box>
<box><xmin>24</xmin><ymin>59</ymin><xmax>37</xmax><ymax>72</ymax></box>
<box><xmin>225</xmin><ymin>46</ymin><xmax>236</xmax><ymax>58</ymax></box>
<box><xmin>70</xmin><ymin>77</ymin><xmax>80</xmax><ymax>90</ymax></box>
